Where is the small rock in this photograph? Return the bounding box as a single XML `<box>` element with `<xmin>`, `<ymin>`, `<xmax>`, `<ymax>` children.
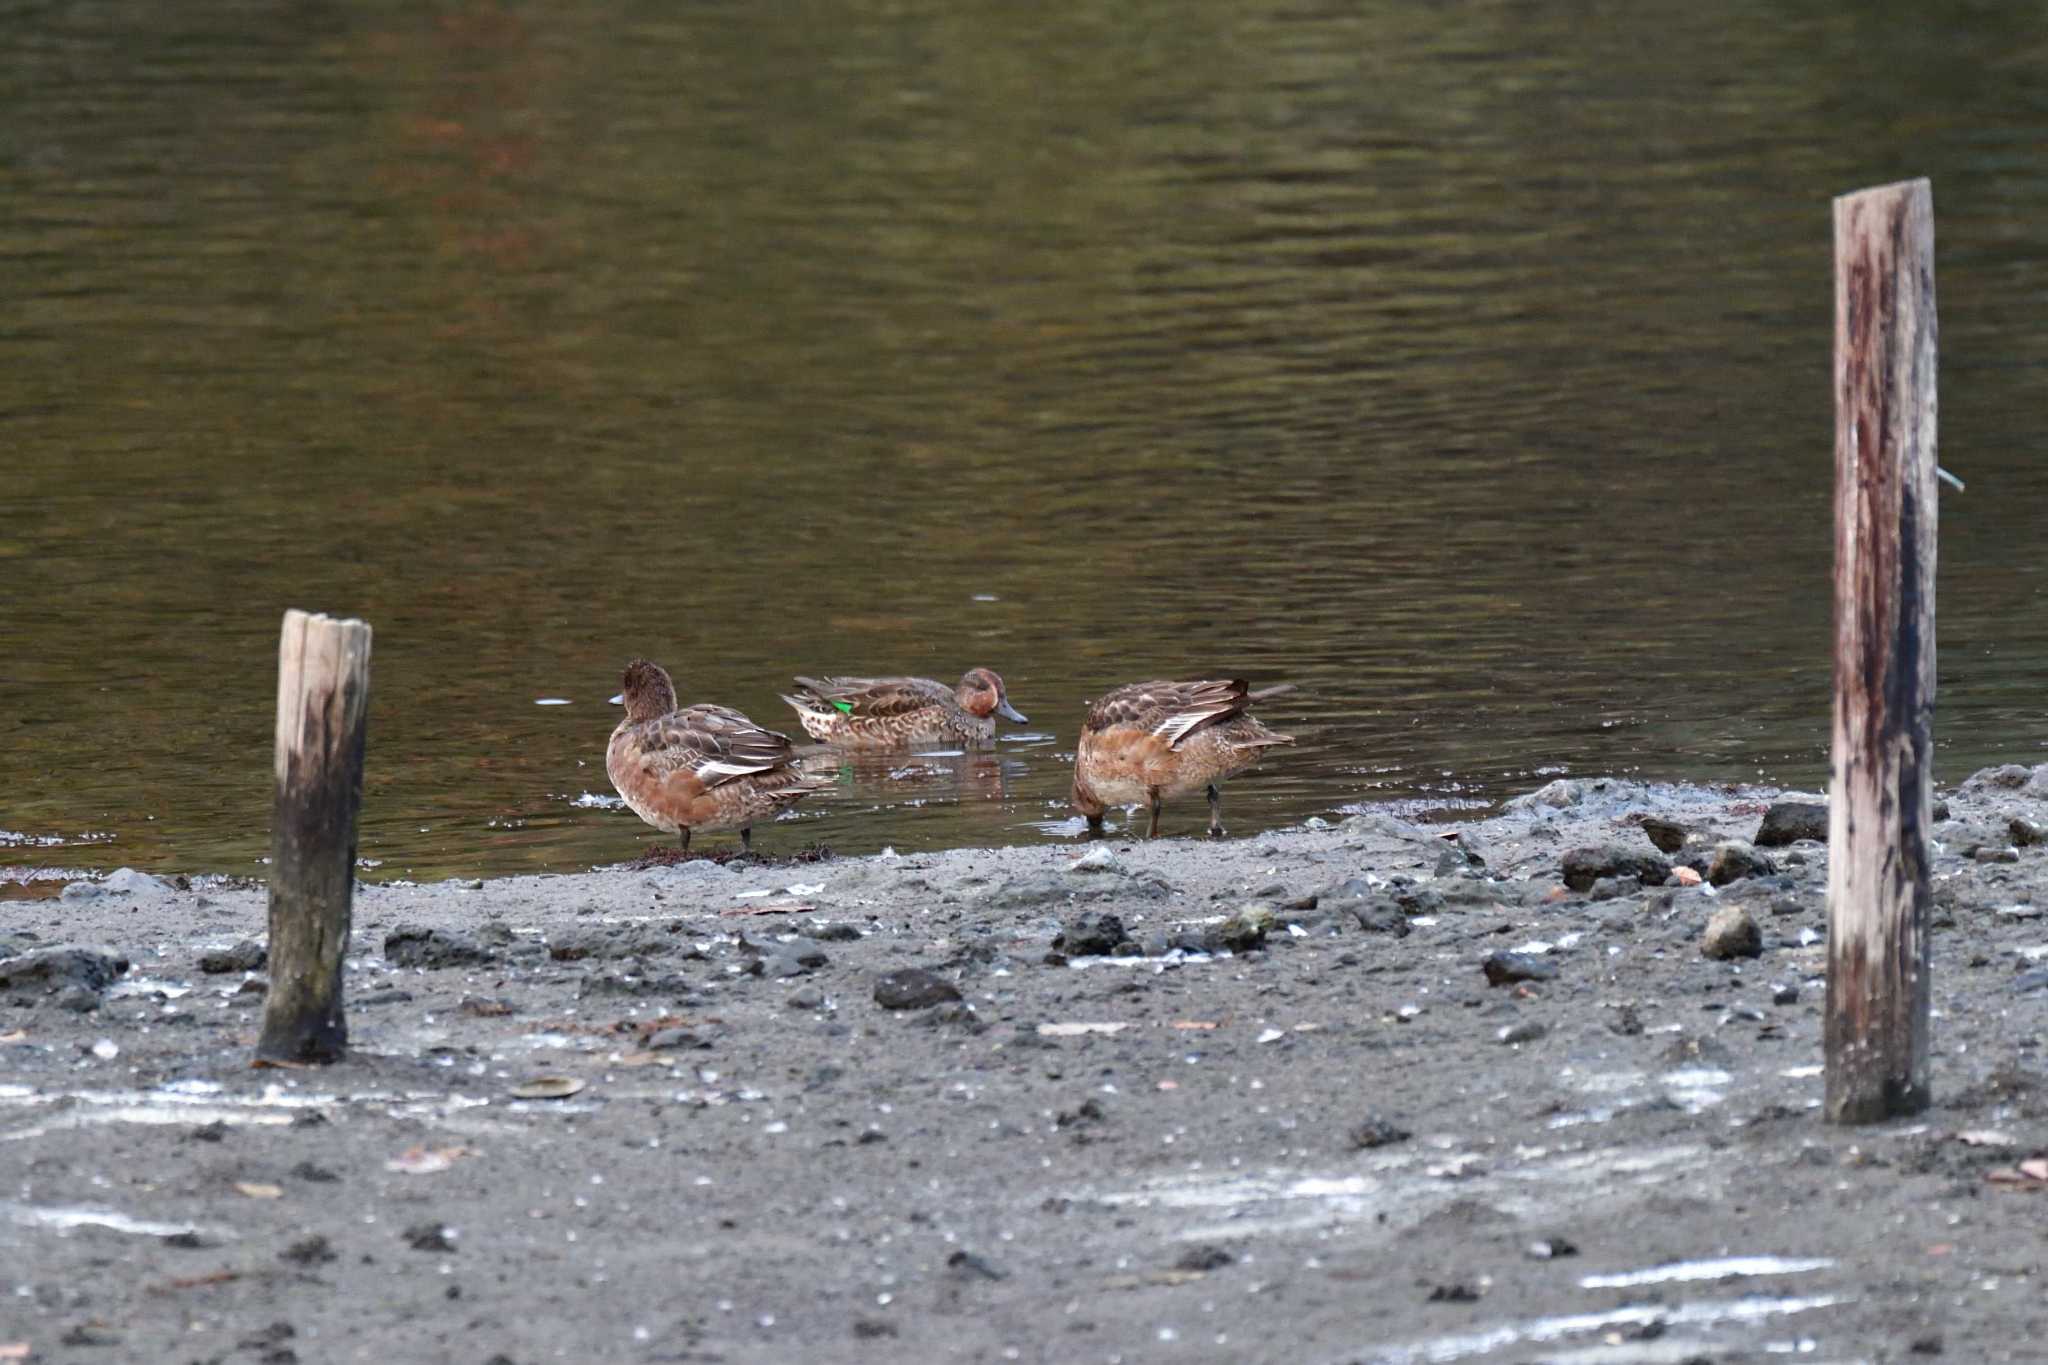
<box><xmin>873</xmin><ymin>967</ymin><xmax>961</xmax><ymax>1010</ymax></box>
<box><xmin>1482</xmin><ymin>951</ymin><xmax>1557</xmax><ymax>986</ymax></box>
<box><xmin>2011</xmin><ymin>969</ymin><xmax>2048</xmax><ymax>995</ymax></box>
<box><xmin>383</xmin><ymin>926</ymin><xmax>496</xmax><ymax>969</ymax></box>
<box><xmin>235</xmin><ymin>975</ymin><xmax>269</xmax><ymax>996</ymax></box>
<box><xmin>946</xmin><ymin>1249</ymin><xmax>1006</xmax><ymax>1280</ymax></box>
<box><xmin>2011</xmin><ymin>817</ymin><xmax>2047</xmax><ymax>848</ymax></box>
<box><xmin>1932</xmin><ymin>799</ymin><xmax>1951</xmax><ymax>822</ymax></box>
<box><xmin>1772</xmin><ymin>983</ymin><xmax>1800</xmax><ymax>1006</ymax></box>
<box><xmin>1974</xmin><ymin>845</ymin><xmax>2020</xmax><ymax>865</ymax></box>
<box><xmin>1588</xmin><ymin>876</ymin><xmax>1628</xmax><ymax>901</ymax></box>
<box><xmin>645</xmin><ymin>1026</ymin><xmax>713</xmax><ymax>1050</ymax></box>
<box><xmin>53</xmin><ymin>985</ymin><xmax>101</xmax><ymax>1013</ymax></box>
<box><xmin>1174</xmin><ymin>1244</ymin><xmax>1237</xmax><ymax>1272</ymax></box>
<box><xmin>289</xmin><ymin>1161</ymin><xmax>339</xmax><ymax>1183</ymax></box>
<box><xmin>1960</xmin><ymin>763</ymin><xmax>2031</xmax><ymax>791</ymax></box>
<box><xmin>1702</xmin><ymin>905</ymin><xmax>1763</xmax><ymax>960</ymax></box>
<box><xmin>103</xmin><ymin>867</ymin><xmax>172</xmax><ymax>896</ymax></box>
<box><xmin>1051</xmin><ymin>912</ymin><xmax>1128</xmax><ymax>958</ymax></box>
<box><xmin>1640</xmin><ymin>817</ymin><xmax>1689</xmax><ymax>854</ymax></box>
<box><xmin>1348</xmin><ymin>1117</ymin><xmax>1412</xmax><ymax>1149</ymax></box>
<box><xmin>1498</xmin><ymin>1020</ymin><xmax>1547</xmax><ymax>1045</ymax></box>
<box><xmin>787</xmin><ymin>984</ymin><xmax>826</xmax><ymax>1010</ymax></box>
<box><xmin>763</xmin><ymin>947</ymin><xmax>826</xmax><ymax>978</ymax></box>
<box><xmin>1561</xmin><ymin>845</ymin><xmax>1671</xmax><ymax>892</ymax></box>
<box><xmin>1755</xmin><ymin>800</ymin><xmax>1828</xmax><ymax>846</ymax></box>
<box><xmin>1708</xmin><ymin>840</ymin><xmax>1776</xmax><ymax>886</ymax></box>
<box><xmin>1206</xmin><ymin>905</ymin><xmax>1273</xmax><ymax>953</ymax></box>
<box><xmin>1348</xmin><ymin>898</ymin><xmax>1411</xmax><ymax>936</ymax></box>
<box><xmin>1067</xmin><ymin>846</ymin><xmax>1119</xmax><ymax>873</ymax></box>
<box><xmin>198</xmin><ymin>940</ymin><xmax>268</xmax><ymax>974</ymax></box>
<box><xmin>59</xmin><ymin>880</ymin><xmax>106</xmax><ymax>903</ymax></box>
<box><xmin>1525</xmin><ymin>1236</ymin><xmax>1579</xmax><ymax>1260</ymax></box>
<box><xmin>0</xmin><ymin>944</ymin><xmax>130</xmax><ymax>996</ymax></box>
<box><xmin>800</xmin><ymin>921</ymin><xmax>864</xmax><ymax>942</ymax></box>
<box><xmin>280</xmin><ymin>1234</ymin><xmax>337</xmax><ymax>1266</ymax></box>
<box><xmin>402</xmin><ymin>1222</ymin><xmax>457</xmax><ymax>1253</ymax></box>
<box><xmin>1428</xmin><ymin>1283</ymin><xmax>1481</xmax><ymax>1303</ymax></box>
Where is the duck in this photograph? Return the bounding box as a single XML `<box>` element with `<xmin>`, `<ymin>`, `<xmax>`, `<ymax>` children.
<box><xmin>606</xmin><ymin>659</ymin><xmax>830</xmax><ymax>853</ymax></box>
<box><xmin>780</xmin><ymin>667</ymin><xmax>1026</xmax><ymax>749</ymax></box>
<box><xmin>1070</xmin><ymin>678</ymin><xmax>1294</xmax><ymax>838</ymax></box>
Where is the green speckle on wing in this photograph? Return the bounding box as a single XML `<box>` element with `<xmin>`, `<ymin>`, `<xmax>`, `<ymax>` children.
<box><xmin>832</xmin><ymin>700</ymin><xmax>854</xmax><ymax>714</ymax></box>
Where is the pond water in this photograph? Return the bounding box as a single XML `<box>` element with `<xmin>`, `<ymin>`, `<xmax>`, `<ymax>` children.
<box><xmin>4</xmin><ymin>2</ymin><xmax>2046</xmax><ymax>882</ymax></box>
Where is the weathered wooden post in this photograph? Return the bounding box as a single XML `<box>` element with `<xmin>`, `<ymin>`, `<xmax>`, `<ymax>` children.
<box><xmin>256</xmin><ymin>610</ymin><xmax>373</xmax><ymax>1065</ymax></box>
<box><xmin>1825</xmin><ymin>178</ymin><xmax>1937</xmax><ymax>1123</ymax></box>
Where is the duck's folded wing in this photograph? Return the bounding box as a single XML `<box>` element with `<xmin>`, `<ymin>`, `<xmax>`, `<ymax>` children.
<box><xmin>1088</xmin><ymin>680</ymin><xmax>1251</xmax><ymax>749</ymax></box>
<box><xmin>791</xmin><ymin>675</ymin><xmax>951</xmax><ymax>718</ymax></box>
<box><xmin>646</xmin><ymin>705</ymin><xmax>799</xmax><ymax>788</ymax></box>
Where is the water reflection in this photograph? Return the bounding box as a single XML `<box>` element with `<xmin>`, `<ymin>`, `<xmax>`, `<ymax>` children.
<box><xmin>2</xmin><ymin>2</ymin><xmax>2045</xmax><ymax>879</ymax></box>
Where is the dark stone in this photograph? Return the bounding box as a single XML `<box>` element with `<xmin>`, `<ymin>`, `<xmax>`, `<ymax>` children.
<box><xmin>1498</xmin><ymin>1020</ymin><xmax>1547</xmax><ymax>1044</ymax></box>
<box><xmin>853</xmin><ymin>1319</ymin><xmax>899</xmax><ymax>1339</ymax></box>
<box><xmin>1561</xmin><ymin>846</ymin><xmax>1671</xmax><ymax>892</ymax></box>
<box><xmin>1640</xmin><ymin>817</ymin><xmax>1689</xmax><ymax>854</ymax></box>
<box><xmin>280</xmin><ymin>1234</ymin><xmax>337</xmax><ymax>1266</ymax></box>
<box><xmin>1525</xmin><ymin>1236</ymin><xmax>1579</xmax><ymax>1260</ymax></box>
<box><xmin>53</xmin><ymin>985</ymin><xmax>101</xmax><ymax>1013</ymax></box>
<box><xmin>1702</xmin><ymin>905</ymin><xmax>1763</xmax><ymax>959</ymax></box>
<box><xmin>185</xmin><ymin>1120</ymin><xmax>229</xmax><ymax>1143</ymax></box>
<box><xmin>355</xmin><ymin>988</ymin><xmax>414</xmax><ymax>1006</ymax></box>
<box><xmin>763</xmin><ymin>946</ymin><xmax>827</xmax><ymax>978</ymax></box>
<box><xmin>1708</xmin><ymin>840</ymin><xmax>1776</xmax><ymax>886</ymax></box>
<box><xmin>198</xmin><ymin>939</ymin><xmax>268</xmax><ymax>974</ymax></box>
<box><xmin>2012</xmin><ymin>817</ymin><xmax>2048</xmax><ymax>848</ymax></box>
<box><xmin>1588</xmin><ymin>876</ymin><xmax>1628</xmax><ymax>902</ymax></box>
<box><xmin>1051</xmin><ymin>912</ymin><xmax>1129</xmax><ymax>958</ymax></box>
<box><xmin>0</xmin><ymin>944</ymin><xmax>130</xmax><ymax>996</ymax></box>
<box><xmin>383</xmin><ymin>926</ymin><xmax>495</xmax><ymax>969</ymax></box>
<box><xmin>1772</xmin><ymin>983</ymin><xmax>1800</xmax><ymax>1006</ymax></box>
<box><xmin>403</xmin><ymin>1222</ymin><xmax>458</xmax><ymax>1253</ymax></box>
<box><xmin>1206</xmin><ymin>906</ymin><xmax>1273</xmax><ymax>953</ymax></box>
<box><xmin>1428</xmin><ymin>1283</ymin><xmax>1480</xmax><ymax>1303</ymax></box>
<box><xmin>1975</xmin><ymin>845</ymin><xmax>2021</xmax><ymax>865</ymax></box>
<box><xmin>290</xmin><ymin>1161</ymin><xmax>340</xmax><ymax>1183</ymax></box>
<box><xmin>919</xmin><ymin>1002</ymin><xmax>986</xmax><ymax>1032</ymax></box>
<box><xmin>1174</xmin><ymin>1244</ymin><xmax>1237</xmax><ymax>1272</ymax></box>
<box><xmin>645</xmin><ymin>1026</ymin><xmax>714</xmax><ymax>1050</ymax></box>
<box><xmin>2012</xmin><ymin>969</ymin><xmax>2048</xmax><ymax>995</ymax></box>
<box><xmin>800</xmin><ymin>921</ymin><xmax>864</xmax><ymax>942</ymax></box>
<box><xmin>873</xmin><ymin>967</ymin><xmax>961</xmax><ymax>1010</ymax></box>
<box><xmin>1348</xmin><ymin>899</ymin><xmax>1411</xmax><ymax>936</ymax></box>
<box><xmin>787</xmin><ymin>983</ymin><xmax>826</xmax><ymax>1010</ymax></box>
<box><xmin>1348</xmin><ymin>1116</ymin><xmax>1412</xmax><ymax>1149</ymax></box>
<box><xmin>1482</xmin><ymin>951</ymin><xmax>1557</xmax><ymax>986</ymax></box>
<box><xmin>1755</xmin><ymin>801</ymin><xmax>1829</xmax><ymax>847</ymax></box>
<box><xmin>945</xmin><ymin>1249</ymin><xmax>1006</xmax><ymax>1280</ymax></box>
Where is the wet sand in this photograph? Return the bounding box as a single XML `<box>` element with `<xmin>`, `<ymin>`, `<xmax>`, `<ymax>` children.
<box><xmin>7</xmin><ymin>769</ymin><xmax>2048</xmax><ymax>1364</ymax></box>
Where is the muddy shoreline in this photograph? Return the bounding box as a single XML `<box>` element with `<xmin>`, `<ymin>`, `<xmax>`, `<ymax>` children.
<box><xmin>7</xmin><ymin>771</ymin><xmax>2048</xmax><ymax>1363</ymax></box>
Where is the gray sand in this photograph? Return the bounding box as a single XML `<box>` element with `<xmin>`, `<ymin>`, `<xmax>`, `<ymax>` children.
<box><xmin>7</xmin><ymin>769</ymin><xmax>2048</xmax><ymax>1363</ymax></box>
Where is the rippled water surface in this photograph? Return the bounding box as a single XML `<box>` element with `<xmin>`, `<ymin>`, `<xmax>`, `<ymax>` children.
<box><xmin>5</xmin><ymin>2</ymin><xmax>2047</xmax><ymax>880</ymax></box>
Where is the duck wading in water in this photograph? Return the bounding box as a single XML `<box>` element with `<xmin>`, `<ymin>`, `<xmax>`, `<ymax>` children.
<box><xmin>1071</xmin><ymin>678</ymin><xmax>1294</xmax><ymax>838</ymax></box>
<box><xmin>607</xmin><ymin>659</ymin><xmax>829</xmax><ymax>853</ymax></box>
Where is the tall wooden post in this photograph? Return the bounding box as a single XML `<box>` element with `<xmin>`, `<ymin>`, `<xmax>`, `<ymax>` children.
<box><xmin>1825</xmin><ymin>179</ymin><xmax>1937</xmax><ymax>1123</ymax></box>
<box><xmin>256</xmin><ymin>610</ymin><xmax>373</xmax><ymax>1064</ymax></box>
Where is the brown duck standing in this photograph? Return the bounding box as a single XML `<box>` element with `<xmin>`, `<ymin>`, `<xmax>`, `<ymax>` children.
<box><xmin>1071</xmin><ymin>679</ymin><xmax>1294</xmax><ymax>838</ymax></box>
<box><xmin>607</xmin><ymin>659</ymin><xmax>830</xmax><ymax>853</ymax></box>
<box><xmin>781</xmin><ymin>668</ymin><xmax>1026</xmax><ymax>749</ymax></box>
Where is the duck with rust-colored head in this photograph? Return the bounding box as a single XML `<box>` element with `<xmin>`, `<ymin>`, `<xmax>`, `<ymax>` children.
<box><xmin>781</xmin><ymin>667</ymin><xmax>1026</xmax><ymax>749</ymax></box>
<box><xmin>607</xmin><ymin>659</ymin><xmax>830</xmax><ymax>853</ymax></box>
<box><xmin>1071</xmin><ymin>678</ymin><xmax>1294</xmax><ymax>838</ymax></box>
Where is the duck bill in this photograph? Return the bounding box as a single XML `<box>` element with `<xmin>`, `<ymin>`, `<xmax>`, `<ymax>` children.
<box><xmin>995</xmin><ymin>700</ymin><xmax>1027</xmax><ymax>724</ymax></box>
